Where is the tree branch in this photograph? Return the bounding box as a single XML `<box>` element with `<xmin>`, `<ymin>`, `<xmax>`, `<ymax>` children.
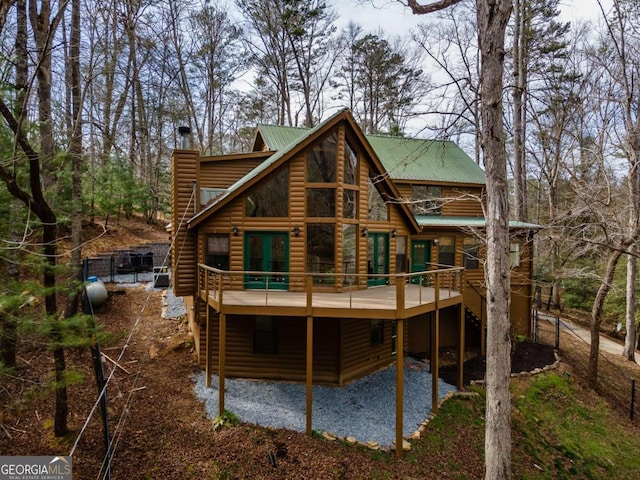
<box><xmin>406</xmin><ymin>0</ymin><xmax>464</xmax><ymax>15</ymax></box>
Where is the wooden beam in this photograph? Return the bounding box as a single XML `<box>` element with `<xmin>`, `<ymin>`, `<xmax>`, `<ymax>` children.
<box><xmin>396</xmin><ymin>279</ymin><xmax>405</xmax><ymax>316</ymax></box>
<box><xmin>218</xmin><ymin>312</ymin><xmax>226</xmax><ymax>416</ymax></box>
<box><xmin>458</xmin><ymin>304</ymin><xmax>465</xmax><ymax>390</ymax></box>
<box><xmin>395</xmin><ymin>317</ymin><xmax>404</xmax><ymax>458</ymax></box>
<box><xmin>431</xmin><ymin>310</ymin><xmax>440</xmax><ymax>414</ymax></box>
<box><xmin>481</xmin><ymin>305</ymin><xmax>486</xmax><ymax>357</ymax></box>
<box><xmin>306</xmin><ymin>315</ymin><xmax>314</xmax><ymax>436</ymax></box>
<box><xmin>205</xmin><ymin>304</ymin><xmax>211</xmax><ymax>388</ymax></box>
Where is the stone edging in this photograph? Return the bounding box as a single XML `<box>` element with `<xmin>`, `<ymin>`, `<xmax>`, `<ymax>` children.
<box><xmin>319</xmin><ymin>352</ymin><xmax>560</xmax><ymax>452</ymax></box>
<box><xmin>469</xmin><ymin>351</ymin><xmax>561</xmax><ymax>386</ymax></box>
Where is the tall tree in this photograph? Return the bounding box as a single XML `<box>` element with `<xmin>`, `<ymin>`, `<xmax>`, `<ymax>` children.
<box><xmin>595</xmin><ymin>0</ymin><xmax>640</xmax><ymax>365</ymax></box>
<box><xmin>406</xmin><ymin>1</ymin><xmax>513</xmax><ymax>478</ymax></box>
<box><xmin>238</xmin><ymin>0</ymin><xmax>339</xmax><ymax>127</ymax></box>
<box><xmin>413</xmin><ymin>2</ymin><xmax>481</xmax><ymax>161</ymax></box>
<box><xmin>510</xmin><ymin>0</ymin><xmax>571</xmax><ymax>225</ymax></box>
<box><xmin>237</xmin><ymin>0</ymin><xmax>295</xmax><ymax>125</ymax></box>
<box><xmin>0</xmin><ymin>0</ymin><xmax>71</xmax><ymax>437</ymax></box>
<box><xmin>281</xmin><ymin>0</ymin><xmax>338</xmax><ymax>127</ymax></box>
<box><xmin>334</xmin><ymin>28</ymin><xmax>427</xmax><ymax>134</ymax></box>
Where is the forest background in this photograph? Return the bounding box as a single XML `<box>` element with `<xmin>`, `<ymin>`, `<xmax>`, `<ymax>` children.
<box><xmin>0</xmin><ymin>0</ymin><xmax>639</xmax><ymax>468</ymax></box>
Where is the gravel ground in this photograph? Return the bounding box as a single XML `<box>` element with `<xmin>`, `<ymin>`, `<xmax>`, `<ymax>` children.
<box><xmin>193</xmin><ymin>363</ymin><xmax>457</xmax><ymax>447</ymax></box>
<box><xmin>99</xmin><ymin>270</ymin><xmax>186</xmax><ymax>319</ymax></box>
<box><xmin>104</xmin><ymin>271</ymin><xmax>457</xmax><ymax>446</ymax></box>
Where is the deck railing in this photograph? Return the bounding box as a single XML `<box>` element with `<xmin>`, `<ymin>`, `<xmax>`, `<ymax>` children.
<box><xmin>197</xmin><ymin>263</ymin><xmax>464</xmax><ymax>314</ymax></box>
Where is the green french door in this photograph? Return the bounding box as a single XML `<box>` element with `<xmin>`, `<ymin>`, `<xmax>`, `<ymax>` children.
<box><xmin>367</xmin><ymin>233</ymin><xmax>389</xmax><ymax>287</ymax></box>
<box><xmin>244</xmin><ymin>232</ymin><xmax>289</xmax><ymax>290</ymax></box>
<box><xmin>411</xmin><ymin>240</ymin><xmax>432</xmax><ymax>285</ymax></box>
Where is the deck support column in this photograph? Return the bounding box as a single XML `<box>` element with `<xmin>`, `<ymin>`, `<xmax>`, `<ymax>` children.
<box><xmin>218</xmin><ymin>312</ymin><xmax>226</xmax><ymax>416</ymax></box>
<box><xmin>457</xmin><ymin>303</ymin><xmax>465</xmax><ymax>390</ymax></box>
<box><xmin>205</xmin><ymin>304</ymin><xmax>212</xmax><ymax>388</ymax></box>
<box><xmin>305</xmin><ymin>315</ymin><xmax>313</xmax><ymax>436</ymax></box>
<box><xmin>395</xmin><ymin>317</ymin><xmax>404</xmax><ymax>458</ymax></box>
<box><xmin>305</xmin><ymin>276</ymin><xmax>314</xmax><ymax>437</ymax></box>
<box><xmin>431</xmin><ymin>309</ymin><xmax>440</xmax><ymax>414</ymax></box>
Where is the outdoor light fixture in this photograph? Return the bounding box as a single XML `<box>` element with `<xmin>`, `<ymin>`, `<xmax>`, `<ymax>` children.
<box><xmin>361</xmin><ymin>227</ymin><xmax>368</xmax><ymax>237</ymax></box>
<box><xmin>391</xmin><ymin>228</ymin><xmax>397</xmax><ymax>237</ymax></box>
<box><xmin>433</xmin><ymin>238</ymin><xmax>439</xmax><ymax>245</ymax></box>
<box><xmin>232</xmin><ymin>226</ymin><xmax>239</xmax><ymax>236</ymax></box>
<box><xmin>293</xmin><ymin>226</ymin><xmax>300</xmax><ymax>237</ymax></box>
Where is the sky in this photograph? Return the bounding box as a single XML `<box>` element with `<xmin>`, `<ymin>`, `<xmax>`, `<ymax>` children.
<box><xmin>337</xmin><ymin>0</ymin><xmax>614</xmax><ymax>36</ymax></box>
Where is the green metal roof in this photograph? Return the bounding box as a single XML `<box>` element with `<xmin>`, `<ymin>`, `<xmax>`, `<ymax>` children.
<box><xmin>256</xmin><ymin>124</ymin><xmax>309</xmax><ymax>151</ymax></box>
<box><xmin>256</xmin><ymin>124</ymin><xmax>486</xmax><ymax>185</ymax></box>
<box><xmin>366</xmin><ymin>135</ymin><xmax>485</xmax><ymax>185</ymax></box>
<box><xmin>416</xmin><ymin>216</ymin><xmax>542</xmax><ymax>229</ymax></box>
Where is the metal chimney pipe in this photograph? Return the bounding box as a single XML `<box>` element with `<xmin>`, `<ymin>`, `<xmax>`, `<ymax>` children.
<box><xmin>178</xmin><ymin>126</ymin><xmax>191</xmax><ymax>149</ymax></box>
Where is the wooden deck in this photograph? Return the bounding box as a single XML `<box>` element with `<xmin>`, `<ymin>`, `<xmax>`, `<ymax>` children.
<box><xmin>196</xmin><ymin>263</ymin><xmax>467</xmax><ymax>458</ymax></box>
<box><xmin>197</xmin><ymin>265</ymin><xmax>464</xmax><ymax>319</ymax></box>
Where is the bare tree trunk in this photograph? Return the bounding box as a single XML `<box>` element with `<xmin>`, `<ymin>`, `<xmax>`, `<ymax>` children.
<box><xmin>0</xmin><ymin>233</ymin><xmax>19</xmax><ymax>367</ymax></box>
<box><xmin>62</xmin><ymin>0</ymin><xmax>83</xmax><ymax>319</ymax></box>
<box><xmin>477</xmin><ymin>1</ymin><xmax>513</xmax><ymax>478</ymax></box>
<box><xmin>512</xmin><ymin>0</ymin><xmax>527</xmax><ymax>222</ymax></box>
<box><xmin>623</xmin><ymin>251</ymin><xmax>636</xmax><ymax>361</ymax></box>
<box><xmin>406</xmin><ymin>1</ymin><xmax>512</xmax><ymax>476</ymax></box>
<box><xmin>23</xmin><ymin>0</ymin><xmax>69</xmax><ymax>437</ymax></box>
<box><xmin>588</xmin><ymin>249</ymin><xmax>622</xmax><ymax>388</ymax></box>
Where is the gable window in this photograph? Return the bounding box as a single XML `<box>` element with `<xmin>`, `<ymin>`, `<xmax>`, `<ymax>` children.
<box><xmin>370</xmin><ymin>319</ymin><xmax>384</xmax><ymax>346</ymax></box>
<box><xmin>342</xmin><ymin>224</ymin><xmax>357</xmax><ymax>283</ymax></box>
<box><xmin>307</xmin><ymin>224</ymin><xmax>335</xmax><ymax>285</ymax></box>
<box><xmin>343</xmin><ymin>190</ymin><xmax>357</xmax><ymax>219</ymax></box>
<box><xmin>254</xmin><ymin>316</ymin><xmax>278</xmax><ymax>354</ymax></box>
<box><xmin>396</xmin><ymin>236</ymin><xmax>407</xmax><ymax>273</ymax></box>
<box><xmin>510</xmin><ymin>242</ymin><xmax>521</xmax><ymax>268</ymax></box>
<box><xmin>344</xmin><ymin>141</ymin><xmax>358</xmax><ymax>185</ymax></box>
<box><xmin>245</xmin><ymin>167</ymin><xmax>289</xmax><ymax>217</ymax></box>
<box><xmin>412</xmin><ymin>185</ymin><xmax>442</xmax><ymax>216</ymax></box>
<box><xmin>306</xmin><ymin>188</ymin><xmax>336</xmax><ymax>217</ymax></box>
<box><xmin>368</xmin><ymin>177</ymin><xmax>388</xmax><ymax>221</ymax></box>
<box><xmin>206</xmin><ymin>234</ymin><xmax>230</xmax><ymax>270</ymax></box>
<box><xmin>438</xmin><ymin>236</ymin><xmax>455</xmax><ymax>266</ymax></box>
<box><xmin>463</xmin><ymin>237</ymin><xmax>480</xmax><ymax>269</ymax></box>
<box><xmin>307</xmin><ymin>132</ymin><xmax>337</xmax><ymax>183</ymax></box>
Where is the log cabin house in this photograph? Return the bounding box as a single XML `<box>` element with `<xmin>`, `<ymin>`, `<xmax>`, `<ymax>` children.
<box><xmin>170</xmin><ymin>108</ymin><xmax>537</xmax><ymax>449</ymax></box>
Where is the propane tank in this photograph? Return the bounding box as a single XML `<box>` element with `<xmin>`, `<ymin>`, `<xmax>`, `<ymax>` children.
<box><xmin>85</xmin><ymin>276</ymin><xmax>108</xmax><ymax>307</ymax></box>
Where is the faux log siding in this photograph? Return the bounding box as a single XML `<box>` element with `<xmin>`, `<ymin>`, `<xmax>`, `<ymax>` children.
<box><xmin>510</xmin><ymin>284</ymin><xmax>532</xmax><ymax>336</ymax></box>
<box><xmin>407</xmin><ymin>308</ymin><xmax>461</xmax><ymax>355</ymax></box>
<box><xmin>396</xmin><ymin>184</ymin><xmax>484</xmax><ymax>217</ymax></box>
<box><xmin>442</xmin><ymin>186</ymin><xmax>484</xmax><ymax>216</ymax></box>
<box><xmin>204</xmin><ymin>314</ymin><xmax>340</xmax><ymax>384</ymax></box>
<box><xmin>340</xmin><ymin>318</ymin><xmax>409</xmax><ymax>385</ymax></box>
<box><xmin>289</xmin><ymin>155</ymin><xmax>306</xmax><ymax>292</ymax></box>
<box><xmin>172</xmin><ymin>150</ymin><xmax>198</xmax><ymax>297</ymax></box>
<box><xmin>199</xmin><ymin>159</ymin><xmax>263</xmax><ymax>189</ymax></box>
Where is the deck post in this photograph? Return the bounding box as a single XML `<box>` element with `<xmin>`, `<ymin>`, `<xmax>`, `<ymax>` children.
<box><xmin>431</xmin><ymin>309</ymin><xmax>440</xmax><ymax>414</ymax></box>
<box><xmin>395</xmin><ymin>317</ymin><xmax>405</xmax><ymax>458</ymax></box>
<box><xmin>205</xmin><ymin>304</ymin><xmax>212</xmax><ymax>388</ymax></box>
<box><xmin>218</xmin><ymin>312</ymin><xmax>226</xmax><ymax>416</ymax></box>
<box><xmin>396</xmin><ymin>279</ymin><xmax>405</xmax><ymax>313</ymax></box>
<box><xmin>458</xmin><ymin>303</ymin><xmax>465</xmax><ymax>390</ymax></box>
<box><xmin>305</xmin><ymin>276</ymin><xmax>314</xmax><ymax>436</ymax></box>
<box><xmin>306</xmin><ymin>315</ymin><xmax>313</xmax><ymax>436</ymax></box>
<box><xmin>203</xmin><ymin>266</ymin><xmax>208</xmax><ymax>300</ymax></box>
